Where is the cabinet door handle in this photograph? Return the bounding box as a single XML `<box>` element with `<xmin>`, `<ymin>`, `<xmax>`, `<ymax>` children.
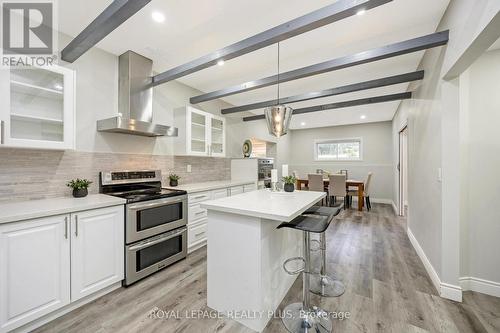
<box><xmin>75</xmin><ymin>215</ymin><xmax>78</xmax><ymax>237</ymax></box>
<box><xmin>64</xmin><ymin>216</ymin><xmax>68</xmax><ymax>239</ymax></box>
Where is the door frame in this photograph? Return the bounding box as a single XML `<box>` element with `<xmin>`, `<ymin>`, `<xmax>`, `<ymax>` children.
<box><xmin>398</xmin><ymin>123</ymin><xmax>408</xmax><ymax>217</ymax></box>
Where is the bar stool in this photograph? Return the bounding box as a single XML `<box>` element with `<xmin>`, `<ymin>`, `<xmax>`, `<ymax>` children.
<box><xmin>277</xmin><ymin>214</ymin><xmax>332</xmax><ymax>333</ymax></box>
<box><xmin>304</xmin><ymin>206</ymin><xmax>345</xmax><ymax>297</ymax></box>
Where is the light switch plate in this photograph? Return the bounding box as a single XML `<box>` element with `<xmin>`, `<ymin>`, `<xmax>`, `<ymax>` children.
<box><xmin>187</xmin><ymin>164</ymin><xmax>192</xmax><ymax>173</ymax></box>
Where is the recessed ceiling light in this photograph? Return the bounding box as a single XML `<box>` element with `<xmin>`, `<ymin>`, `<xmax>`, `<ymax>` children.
<box><xmin>152</xmin><ymin>11</ymin><xmax>165</xmax><ymax>23</ymax></box>
<box><xmin>217</xmin><ymin>60</ymin><xmax>225</xmax><ymax>66</ymax></box>
<box><xmin>360</xmin><ymin>115</ymin><xmax>366</xmax><ymax>119</ymax></box>
<box><xmin>356</xmin><ymin>9</ymin><xmax>366</xmax><ymax>16</ymax></box>
<box><xmin>300</xmin><ymin>122</ymin><xmax>306</xmax><ymax>126</ymax></box>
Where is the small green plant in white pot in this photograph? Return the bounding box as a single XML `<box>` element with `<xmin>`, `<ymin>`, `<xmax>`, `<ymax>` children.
<box><xmin>67</xmin><ymin>178</ymin><xmax>92</xmax><ymax>198</ymax></box>
<box><xmin>282</xmin><ymin>176</ymin><xmax>296</xmax><ymax>192</ymax></box>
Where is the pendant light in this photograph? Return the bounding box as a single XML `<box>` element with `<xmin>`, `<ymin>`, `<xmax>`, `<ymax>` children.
<box><xmin>264</xmin><ymin>43</ymin><xmax>293</xmax><ymax>138</ymax></box>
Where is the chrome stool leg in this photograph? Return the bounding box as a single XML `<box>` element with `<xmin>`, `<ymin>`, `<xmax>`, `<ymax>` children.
<box><xmin>309</xmin><ymin>232</ymin><xmax>345</xmax><ymax>297</ymax></box>
<box><xmin>282</xmin><ymin>231</ymin><xmax>332</xmax><ymax>333</ymax></box>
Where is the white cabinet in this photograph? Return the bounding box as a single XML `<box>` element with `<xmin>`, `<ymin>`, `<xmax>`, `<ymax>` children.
<box><xmin>212</xmin><ymin>188</ymin><xmax>229</xmax><ymax>199</ymax></box>
<box><xmin>174</xmin><ymin>106</ymin><xmax>226</xmax><ymax>157</ymax></box>
<box><xmin>0</xmin><ymin>65</ymin><xmax>75</xmax><ymax>150</ymax></box>
<box><xmin>0</xmin><ymin>215</ymin><xmax>70</xmax><ymax>333</ymax></box>
<box><xmin>230</xmin><ymin>186</ymin><xmax>244</xmax><ymax>196</ymax></box>
<box><xmin>0</xmin><ymin>205</ymin><xmax>124</xmax><ymax>333</ymax></box>
<box><xmin>243</xmin><ymin>183</ymin><xmax>258</xmax><ymax>193</ymax></box>
<box><xmin>70</xmin><ymin>206</ymin><xmax>124</xmax><ymax>302</ymax></box>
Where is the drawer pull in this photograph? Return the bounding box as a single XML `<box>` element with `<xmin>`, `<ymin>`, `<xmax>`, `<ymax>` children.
<box><xmin>195</xmin><ymin>232</ymin><xmax>205</xmax><ymax>237</ymax></box>
<box><xmin>195</xmin><ymin>211</ymin><xmax>205</xmax><ymax>215</ymax></box>
<box><xmin>193</xmin><ymin>195</ymin><xmax>208</xmax><ymax>199</ymax></box>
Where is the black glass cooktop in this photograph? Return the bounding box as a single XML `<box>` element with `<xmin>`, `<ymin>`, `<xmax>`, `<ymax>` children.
<box><xmin>108</xmin><ymin>188</ymin><xmax>186</xmax><ymax>203</ymax></box>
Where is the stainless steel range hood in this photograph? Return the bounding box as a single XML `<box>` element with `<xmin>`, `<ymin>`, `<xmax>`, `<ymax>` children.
<box><xmin>97</xmin><ymin>51</ymin><xmax>178</xmax><ymax>137</ymax></box>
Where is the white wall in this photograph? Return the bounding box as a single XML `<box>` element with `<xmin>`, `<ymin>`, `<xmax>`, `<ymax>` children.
<box><xmin>459</xmin><ymin>48</ymin><xmax>500</xmax><ymax>288</ymax></box>
<box><xmin>227</xmin><ymin>118</ymin><xmax>292</xmax><ymax>173</ymax></box>
<box><xmin>57</xmin><ymin>33</ymin><xmax>232</xmax><ymax>155</ymax></box>
<box><xmin>392</xmin><ymin>0</ymin><xmax>500</xmax><ymax>300</ymax></box>
<box><xmin>288</xmin><ymin>121</ymin><xmax>393</xmax><ymax>201</ymax></box>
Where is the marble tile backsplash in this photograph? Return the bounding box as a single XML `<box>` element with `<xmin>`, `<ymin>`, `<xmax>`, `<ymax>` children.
<box><xmin>0</xmin><ymin>148</ymin><xmax>230</xmax><ymax>202</ymax></box>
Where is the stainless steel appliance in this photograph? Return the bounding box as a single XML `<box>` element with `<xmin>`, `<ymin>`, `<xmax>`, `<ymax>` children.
<box><xmin>258</xmin><ymin>158</ymin><xmax>274</xmax><ymax>188</ymax></box>
<box><xmin>100</xmin><ymin>170</ymin><xmax>187</xmax><ymax>286</ymax></box>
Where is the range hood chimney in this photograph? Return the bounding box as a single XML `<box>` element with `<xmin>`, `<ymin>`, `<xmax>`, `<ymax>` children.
<box><xmin>97</xmin><ymin>51</ymin><xmax>178</xmax><ymax>137</ymax></box>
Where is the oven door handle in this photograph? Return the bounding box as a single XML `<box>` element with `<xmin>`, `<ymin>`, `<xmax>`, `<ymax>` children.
<box><xmin>128</xmin><ymin>228</ymin><xmax>186</xmax><ymax>251</ymax></box>
<box><xmin>128</xmin><ymin>197</ymin><xmax>185</xmax><ymax>211</ymax></box>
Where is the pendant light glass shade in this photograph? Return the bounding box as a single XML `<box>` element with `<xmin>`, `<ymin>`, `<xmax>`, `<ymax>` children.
<box><xmin>264</xmin><ymin>104</ymin><xmax>293</xmax><ymax>138</ymax></box>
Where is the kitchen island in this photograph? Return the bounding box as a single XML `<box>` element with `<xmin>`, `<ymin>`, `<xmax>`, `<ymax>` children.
<box><xmin>201</xmin><ymin>189</ymin><xmax>325</xmax><ymax>332</ymax></box>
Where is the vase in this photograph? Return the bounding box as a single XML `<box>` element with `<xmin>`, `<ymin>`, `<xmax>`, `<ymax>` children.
<box><xmin>284</xmin><ymin>183</ymin><xmax>294</xmax><ymax>192</ymax></box>
<box><xmin>169</xmin><ymin>179</ymin><xmax>178</xmax><ymax>187</ymax></box>
<box><xmin>73</xmin><ymin>188</ymin><xmax>88</xmax><ymax>198</ymax></box>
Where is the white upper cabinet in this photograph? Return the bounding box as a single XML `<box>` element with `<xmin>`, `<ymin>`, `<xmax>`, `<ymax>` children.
<box><xmin>174</xmin><ymin>106</ymin><xmax>226</xmax><ymax>157</ymax></box>
<box><xmin>0</xmin><ymin>65</ymin><xmax>75</xmax><ymax>150</ymax></box>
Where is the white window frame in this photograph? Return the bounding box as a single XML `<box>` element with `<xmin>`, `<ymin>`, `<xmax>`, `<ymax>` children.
<box><xmin>313</xmin><ymin>137</ymin><xmax>363</xmax><ymax>161</ymax></box>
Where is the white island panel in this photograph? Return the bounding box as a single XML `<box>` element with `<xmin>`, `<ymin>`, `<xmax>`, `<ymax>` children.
<box><xmin>203</xmin><ymin>189</ymin><xmax>325</xmax><ymax>332</ymax></box>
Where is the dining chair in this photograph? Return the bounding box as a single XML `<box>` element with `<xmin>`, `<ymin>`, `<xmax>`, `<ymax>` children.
<box><xmin>347</xmin><ymin>172</ymin><xmax>373</xmax><ymax>211</ymax></box>
<box><xmin>328</xmin><ymin>174</ymin><xmax>348</xmax><ymax>209</ymax></box>
<box><xmin>308</xmin><ymin>174</ymin><xmax>327</xmax><ymax>206</ymax></box>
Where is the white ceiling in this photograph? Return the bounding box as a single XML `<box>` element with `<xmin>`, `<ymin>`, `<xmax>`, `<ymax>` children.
<box><xmin>58</xmin><ymin>0</ymin><xmax>449</xmax><ymax>129</ymax></box>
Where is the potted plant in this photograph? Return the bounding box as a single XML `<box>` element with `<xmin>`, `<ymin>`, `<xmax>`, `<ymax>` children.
<box><xmin>282</xmin><ymin>176</ymin><xmax>296</xmax><ymax>193</ymax></box>
<box><xmin>169</xmin><ymin>173</ymin><xmax>180</xmax><ymax>187</ymax></box>
<box><xmin>66</xmin><ymin>178</ymin><xmax>92</xmax><ymax>198</ymax></box>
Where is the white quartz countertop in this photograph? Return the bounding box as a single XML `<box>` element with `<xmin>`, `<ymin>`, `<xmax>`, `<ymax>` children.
<box><xmin>164</xmin><ymin>179</ymin><xmax>255</xmax><ymax>193</ymax></box>
<box><xmin>201</xmin><ymin>189</ymin><xmax>325</xmax><ymax>222</ymax></box>
<box><xmin>0</xmin><ymin>194</ymin><xmax>126</xmax><ymax>225</ymax></box>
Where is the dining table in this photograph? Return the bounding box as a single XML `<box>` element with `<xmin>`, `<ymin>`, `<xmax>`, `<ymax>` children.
<box><xmin>296</xmin><ymin>178</ymin><xmax>365</xmax><ymax>211</ymax></box>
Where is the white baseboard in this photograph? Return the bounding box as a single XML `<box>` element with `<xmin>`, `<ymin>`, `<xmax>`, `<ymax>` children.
<box><xmin>407</xmin><ymin>228</ymin><xmax>462</xmax><ymax>302</ymax></box>
<box><xmin>349</xmin><ymin>197</ymin><xmax>393</xmax><ymax>204</ymax></box>
<box><xmin>460</xmin><ymin>277</ymin><xmax>500</xmax><ymax>297</ymax></box>
<box><xmin>391</xmin><ymin>201</ymin><xmax>398</xmax><ymax>215</ymax></box>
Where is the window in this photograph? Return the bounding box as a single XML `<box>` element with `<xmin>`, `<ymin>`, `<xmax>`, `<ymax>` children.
<box><xmin>314</xmin><ymin>138</ymin><xmax>362</xmax><ymax>161</ymax></box>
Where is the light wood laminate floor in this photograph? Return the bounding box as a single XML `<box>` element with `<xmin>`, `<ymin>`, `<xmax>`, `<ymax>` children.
<box><xmin>34</xmin><ymin>204</ymin><xmax>500</xmax><ymax>333</ymax></box>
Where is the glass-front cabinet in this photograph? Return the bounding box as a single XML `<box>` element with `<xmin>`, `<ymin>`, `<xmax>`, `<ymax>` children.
<box><xmin>174</xmin><ymin>106</ymin><xmax>226</xmax><ymax>157</ymax></box>
<box><xmin>0</xmin><ymin>65</ymin><xmax>75</xmax><ymax>150</ymax></box>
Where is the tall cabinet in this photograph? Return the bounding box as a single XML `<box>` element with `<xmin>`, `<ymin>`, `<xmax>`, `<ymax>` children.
<box><xmin>0</xmin><ymin>65</ymin><xmax>75</xmax><ymax>150</ymax></box>
<box><xmin>173</xmin><ymin>106</ymin><xmax>226</xmax><ymax>157</ymax></box>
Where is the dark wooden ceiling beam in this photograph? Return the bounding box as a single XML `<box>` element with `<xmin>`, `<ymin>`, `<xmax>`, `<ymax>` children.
<box><xmin>221</xmin><ymin>70</ymin><xmax>423</xmax><ymax>114</ymax></box>
<box><xmin>152</xmin><ymin>0</ymin><xmax>392</xmax><ymax>85</ymax></box>
<box><xmin>61</xmin><ymin>0</ymin><xmax>152</xmax><ymax>63</ymax></box>
<box><xmin>191</xmin><ymin>31</ymin><xmax>448</xmax><ymax>104</ymax></box>
<box><xmin>242</xmin><ymin>91</ymin><xmax>412</xmax><ymax>121</ymax></box>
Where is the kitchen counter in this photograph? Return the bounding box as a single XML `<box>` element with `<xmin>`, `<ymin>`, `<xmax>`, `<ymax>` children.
<box><xmin>203</xmin><ymin>189</ymin><xmax>325</xmax><ymax>332</ymax></box>
<box><xmin>0</xmin><ymin>194</ymin><xmax>126</xmax><ymax>224</ymax></box>
<box><xmin>201</xmin><ymin>189</ymin><xmax>325</xmax><ymax>222</ymax></box>
<box><xmin>165</xmin><ymin>179</ymin><xmax>255</xmax><ymax>193</ymax></box>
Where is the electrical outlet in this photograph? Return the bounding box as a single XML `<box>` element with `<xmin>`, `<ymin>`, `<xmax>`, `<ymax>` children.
<box><xmin>187</xmin><ymin>164</ymin><xmax>192</xmax><ymax>173</ymax></box>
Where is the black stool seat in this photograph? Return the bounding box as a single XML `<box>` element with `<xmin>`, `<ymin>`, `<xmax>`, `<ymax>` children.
<box><xmin>304</xmin><ymin>206</ymin><xmax>342</xmax><ymax>221</ymax></box>
<box><xmin>277</xmin><ymin>214</ymin><xmax>330</xmax><ymax>234</ymax></box>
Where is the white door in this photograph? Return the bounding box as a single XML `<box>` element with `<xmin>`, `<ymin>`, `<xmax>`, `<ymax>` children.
<box><xmin>0</xmin><ymin>215</ymin><xmax>70</xmax><ymax>333</ymax></box>
<box><xmin>70</xmin><ymin>206</ymin><xmax>124</xmax><ymax>301</ymax></box>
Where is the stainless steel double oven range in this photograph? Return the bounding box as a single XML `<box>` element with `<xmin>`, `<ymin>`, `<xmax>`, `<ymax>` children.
<box><xmin>100</xmin><ymin>170</ymin><xmax>187</xmax><ymax>286</ymax></box>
